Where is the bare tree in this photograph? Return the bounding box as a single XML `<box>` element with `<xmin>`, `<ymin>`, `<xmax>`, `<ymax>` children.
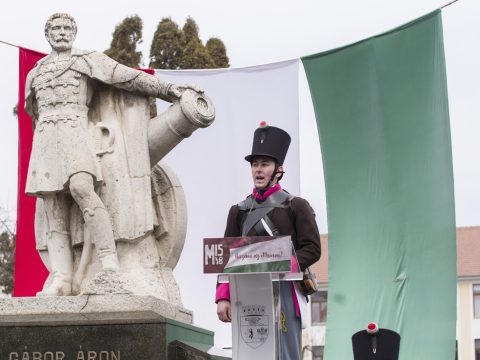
<box><xmin>0</xmin><ymin>208</ymin><xmax>15</xmax><ymax>296</ymax></box>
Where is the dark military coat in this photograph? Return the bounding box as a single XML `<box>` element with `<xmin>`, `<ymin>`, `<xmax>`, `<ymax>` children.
<box><xmin>224</xmin><ymin>190</ymin><xmax>321</xmax><ymax>271</ymax></box>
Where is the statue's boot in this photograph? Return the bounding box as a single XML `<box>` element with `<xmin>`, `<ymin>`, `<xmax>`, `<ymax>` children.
<box><xmin>83</xmin><ymin>206</ymin><xmax>120</xmax><ymax>271</ymax></box>
<box><xmin>37</xmin><ymin>233</ymin><xmax>73</xmax><ymax>296</ymax></box>
<box><xmin>99</xmin><ymin>253</ymin><xmax>120</xmax><ymax>271</ymax></box>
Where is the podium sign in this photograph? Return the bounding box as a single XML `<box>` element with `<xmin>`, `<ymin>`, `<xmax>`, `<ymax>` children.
<box><xmin>204</xmin><ymin>236</ymin><xmax>301</xmax><ymax>360</ymax></box>
<box><xmin>204</xmin><ymin>236</ymin><xmax>293</xmax><ymax>274</ymax></box>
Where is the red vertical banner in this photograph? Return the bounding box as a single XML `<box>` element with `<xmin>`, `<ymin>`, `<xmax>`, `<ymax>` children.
<box><xmin>15</xmin><ymin>48</ymin><xmax>48</xmax><ymax>296</ymax></box>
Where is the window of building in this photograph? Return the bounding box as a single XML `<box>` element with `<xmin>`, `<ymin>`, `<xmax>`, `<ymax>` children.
<box><xmin>312</xmin><ymin>345</ymin><xmax>324</xmax><ymax>360</ymax></box>
<box><xmin>474</xmin><ymin>284</ymin><xmax>480</xmax><ymax>319</ymax></box>
<box><xmin>311</xmin><ymin>290</ymin><xmax>328</xmax><ymax>324</ymax></box>
<box><xmin>475</xmin><ymin>339</ymin><xmax>480</xmax><ymax>360</ymax></box>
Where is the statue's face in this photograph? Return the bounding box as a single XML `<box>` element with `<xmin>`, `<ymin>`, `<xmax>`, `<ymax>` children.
<box><xmin>46</xmin><ymin>17</ymin><xmax>76</xmax><ymax>52</ymax></box>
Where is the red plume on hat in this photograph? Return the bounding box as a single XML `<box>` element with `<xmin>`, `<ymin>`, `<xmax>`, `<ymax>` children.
<box><xmin>366</xmin><ymin>322</ymin><xmax>379</xmax><ymax>334</ymax></box>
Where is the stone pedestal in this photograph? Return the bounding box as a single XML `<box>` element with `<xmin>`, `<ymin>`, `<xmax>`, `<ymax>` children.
<box><xmin>0</xmin><ymin>296</ymin><xmax>230</xmax><ymax>360</ymax></box>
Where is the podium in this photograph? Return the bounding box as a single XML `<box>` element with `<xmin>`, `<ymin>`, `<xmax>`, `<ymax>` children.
<box><xmin>204</xmin><ymin>236</ymin><xmax>302</xmax><ymax>360</ymax></box>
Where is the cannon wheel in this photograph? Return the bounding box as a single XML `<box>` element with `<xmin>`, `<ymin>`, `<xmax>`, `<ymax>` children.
<box><xmin>151</xmin><ymin>162</ymin><xmax>187</xmax><ymax>269</ymax></box>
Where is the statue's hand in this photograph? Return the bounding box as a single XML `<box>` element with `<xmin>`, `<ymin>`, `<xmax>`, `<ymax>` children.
<box><xmin>168</xmin><ymin>84</ymin><xmax>204</xmax><ymax>100</ymax></box>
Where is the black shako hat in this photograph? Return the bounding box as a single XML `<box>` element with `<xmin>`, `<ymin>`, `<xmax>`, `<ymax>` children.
<box><xmin>351</xmin><ymin>324</ymin><xmax>400</xmax><ymax>360</ymax></box>
<box><xmin>244</xmin><ymin>122</ymin><xmax>291</xmax><ymax>165</ymax></box>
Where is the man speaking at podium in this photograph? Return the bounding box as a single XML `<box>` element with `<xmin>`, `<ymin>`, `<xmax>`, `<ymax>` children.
<box><xmin>215</xmin><ymin>122</ymin><xmax>321</xmax><ymax>359</ymax></box>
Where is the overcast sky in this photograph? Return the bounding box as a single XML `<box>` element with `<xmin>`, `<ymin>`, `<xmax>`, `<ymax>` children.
<box><xmin>0</xmin><ymin>0</ymin><xmax>478</xmax><ymax>348</ymax></box>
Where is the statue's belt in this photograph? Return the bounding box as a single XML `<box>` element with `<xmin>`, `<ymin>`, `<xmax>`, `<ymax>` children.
<box><xmin>38</xmin><ymin>104</ymin><xmax>89</xmax><ymax>118</ymax></box>
<box><xmin>38</xmin><ymin>114</ymin><xmax>81</xmax><ymax>127</ymax></box>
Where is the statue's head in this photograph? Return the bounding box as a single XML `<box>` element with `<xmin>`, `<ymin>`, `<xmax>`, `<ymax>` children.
<box><xmin>45</xmin><ymin>13</ymin><xmax>77</xmax><ymax>52</ymax></box>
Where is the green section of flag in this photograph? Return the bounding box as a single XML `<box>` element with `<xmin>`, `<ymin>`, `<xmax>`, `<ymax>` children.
<box><xmin>302</xmin><ymin>11</ymin><xmax>456</xmax><ymax>359</ymax></box>
<box><xmin>223</xmin><ymin>260</ymin><xmax>291</xmax><ymax>274</ymax></box>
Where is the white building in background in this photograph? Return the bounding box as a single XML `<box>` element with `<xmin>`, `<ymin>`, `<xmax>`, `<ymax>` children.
<box><xmin>456</xmin><ymin>227</ymin><xmax>480</xmax><ymax>360</ymax></box>
<box><xmin>302</xmin><ymin>226</ymin><xmax>480</xmax><ymax>360</ymax></box>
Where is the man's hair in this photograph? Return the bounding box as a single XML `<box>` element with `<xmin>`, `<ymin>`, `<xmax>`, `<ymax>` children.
<box><xmin>44</xmin><ymin>13</ymin><xmax>77</xmax><ymax>37</ymax></box>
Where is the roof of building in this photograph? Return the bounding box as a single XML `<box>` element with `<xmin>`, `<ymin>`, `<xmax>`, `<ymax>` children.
<box><xmin>311</xmin><ymin>226</ymin><xmax>480</xmax><ymax>283</ymax></box>
<box><xmin>457</xmin><ymin>226</ymin><xmax>480</xmax><ymax>277</ymax></box>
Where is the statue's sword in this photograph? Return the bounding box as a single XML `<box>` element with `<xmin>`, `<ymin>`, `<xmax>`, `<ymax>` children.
<box><xmin>93</xmin><ymin>122</ymin><xmax>116</xmax><ymax>181</ymax></box>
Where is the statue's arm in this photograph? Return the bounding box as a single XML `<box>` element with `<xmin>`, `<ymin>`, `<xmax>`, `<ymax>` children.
<box><xmin>79</xmin><ymin>52</ymin><xmax>174</xmax><ymax>102</ymax></box>
<box><xmin>112</xmin><ymin>64</ymin><xmax>174</xmax><ymax>102</ymax></box>
<box><xmin>78</xmin><ymin>52</ymin><xmax>202</xmax><ymax>103</ymax></box>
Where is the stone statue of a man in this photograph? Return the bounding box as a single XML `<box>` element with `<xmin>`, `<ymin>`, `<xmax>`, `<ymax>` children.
<box><xmin>25</xmin><ymin>13</ymin><xmax>214</xmax><ymax>298</ymax></box>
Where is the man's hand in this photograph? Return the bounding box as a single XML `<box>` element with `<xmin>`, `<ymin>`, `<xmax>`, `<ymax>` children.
<box><xmin>217</xmin><ymin>300</ymin><xmax>232</xmax><ymax>322</ymax></box>
<box><xmin>168</xmin><ymin>84</ymin><xmax>204</xmax><ymax>100</ymax></box>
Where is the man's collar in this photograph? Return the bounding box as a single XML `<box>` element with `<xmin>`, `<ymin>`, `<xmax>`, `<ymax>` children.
<box><xmin>252</xmin><ymin>183</ymin><xmax>282</xmax><ymax>201</ymax></box>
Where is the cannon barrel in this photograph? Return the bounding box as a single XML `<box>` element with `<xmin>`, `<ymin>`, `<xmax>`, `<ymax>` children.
<box><xmin>148</xmin><ymin>89</ymin><xmax>215</xmax><ymax>166</ymax></box>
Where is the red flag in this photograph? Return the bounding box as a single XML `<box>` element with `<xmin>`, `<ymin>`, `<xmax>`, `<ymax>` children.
<box><xmin>15</xmin><ymin>47</ymin><xmax>48</xmax><ymax>296</ymax></box>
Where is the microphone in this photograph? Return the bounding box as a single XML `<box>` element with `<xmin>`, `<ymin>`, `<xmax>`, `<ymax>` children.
<box><xmin>367</xmin><ymin>322</ymin><xmax>379</xmax><ymax>354</ymax></box>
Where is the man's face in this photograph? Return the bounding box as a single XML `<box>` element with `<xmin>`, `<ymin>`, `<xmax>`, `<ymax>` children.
<box><xmin>251</xmin><ymin>156</ymin><xmax>281</xmax><ymax>189</ymax></box>
<box><xmin>47</xmin><ymin>17</ymin><xmax>75</xmax><ymax>52</ymax></box>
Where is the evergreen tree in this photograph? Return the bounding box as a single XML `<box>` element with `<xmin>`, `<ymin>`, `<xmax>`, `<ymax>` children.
<box><xmin>180</xmin><ymin>38</ymin><xmax>215</xmax><ymax>69</ymax></box>
<box><xmin>179</xmin><ymin>17</ymin><xmax>215</xmax><ymax>69</ymax></box>
<box><xmin>182</xmin><ymin>17</ymin><xmax>200</xmax><ymax>44</ymax></box>
<box><xmin>105</xmin><ymin>15</ymin><xmax>143</xmax><ymax>67</ymax></box>
<box><xmin>149</xmin><ymin>16</ymin><xmax>229</xmax><ymax>70</ymax></box>
<box><xmin>149</xmin><ymin>18</ymin><xmax>184</xmax><ymax>69</ymax></box>
<box><xmin>206</xmin><ymin>38</ymin><xmax>230</xmax><ymax>68</ymax></box>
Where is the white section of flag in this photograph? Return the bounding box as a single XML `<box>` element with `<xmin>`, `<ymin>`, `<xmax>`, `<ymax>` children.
<box><xmin>225</xmin><ymin>236</ymin><xmax>292</xmax><ymax>269</ymax></box>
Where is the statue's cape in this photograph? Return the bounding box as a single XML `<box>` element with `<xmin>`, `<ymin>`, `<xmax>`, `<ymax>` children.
<box><xmin>30</xmin><ymin>50</ymin><xmax>156</xmax><ymax>246</ymax></box>
<box><xmin>77</xmin><ymin>85</ymin><xmax>155</xmax><ymax>244</ymax></box>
